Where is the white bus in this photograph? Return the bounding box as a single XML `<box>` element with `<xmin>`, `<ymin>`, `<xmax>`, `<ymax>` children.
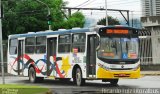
<box><xmin>8</xmin><ymin>26</ymin><xmax>140</xmax><ymax>86</ymax></box>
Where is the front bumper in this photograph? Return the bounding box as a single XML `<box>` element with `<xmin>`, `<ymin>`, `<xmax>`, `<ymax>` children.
<box><xmin>97</xmin><ymin>67</ymin><xmax>141</xmax><ymax>79</ymax></box>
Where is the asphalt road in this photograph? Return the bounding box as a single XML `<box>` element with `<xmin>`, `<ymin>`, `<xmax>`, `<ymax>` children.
<box><xmin>0</xmin><ymin>76</ymin><xmax>160</xmax><ymax>94</ymax></box>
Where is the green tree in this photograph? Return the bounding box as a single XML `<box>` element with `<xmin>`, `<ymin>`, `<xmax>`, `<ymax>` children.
<box><xmin>97</xmin><ymin>16</ymin><xmax>120</xmax><ymax>25</ymax></box>
<box><xmin>62</xmin><ymin>12</ymin><xmax>85</xmax><ymax>29</ymax></box>
<box><xmin>2</xmin><ymin>0</ymin><xmax>85</xmax><ymax>39</ymax></box>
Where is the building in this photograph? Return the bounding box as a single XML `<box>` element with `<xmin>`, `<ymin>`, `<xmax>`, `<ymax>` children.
<box><xmin>140</xmin><ymin>16</ymin><xmax>160</xmax><ymax>65</ymax></box>
<box><xmin>141</xmin><ymin>0</ymin><xmax>160</xmax><ymax>65</ymax></box>
<box><xmin>141</xmin><ymin>0</ymin><xmax>160</xmax><ymax>16</ymax></box>
<box><xmin>140</xmin><ymin>0</ymin><xmax>160</xmax><ymax>68</ymax></box>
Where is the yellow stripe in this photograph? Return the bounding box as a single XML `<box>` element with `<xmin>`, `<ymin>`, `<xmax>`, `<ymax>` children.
<box><xmin>97</xmin><ymin>67</ymin><xmax>141</xmax><ymax>79</ymax></box>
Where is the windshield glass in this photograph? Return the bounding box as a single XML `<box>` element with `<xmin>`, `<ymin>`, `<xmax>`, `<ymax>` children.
<box><xmin>98</xmin><ymin>37</ymin><xmax>138</xmax><ymax>60</ymax></box>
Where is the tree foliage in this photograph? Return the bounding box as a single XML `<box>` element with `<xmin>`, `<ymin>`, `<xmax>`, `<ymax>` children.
<box><xmin>2</xmin><ymin>0</ymin><xmax>85</xmax><ymax>39</ymax></box>
<box><xmin>97</xmin><ymin>16</ymin><xmax>120</xmax><ymax>26</ymax></box>
<box><xmin>62</xmin><ymin>12</ymin><xmax>85</xmax><ymax>29</ymax></box>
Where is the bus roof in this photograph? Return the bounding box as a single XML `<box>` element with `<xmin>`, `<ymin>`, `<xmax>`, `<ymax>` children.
<box><xmin>9</xmin><ymin>26</ymin><xmax>139</xmax><ymax>39</ymax></box>
<box><xmin>9</xmin><ymin>28</ymin><xmax>91</xmax><ymax>39</ymax></box>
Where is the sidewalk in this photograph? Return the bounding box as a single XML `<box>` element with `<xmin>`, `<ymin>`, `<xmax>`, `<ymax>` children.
<box><xmin>0</xmin><ymin>73</ymin><xmax>13</xmax><ymax>76</ymax></box>
<box><xmin>141</xmin><ymin>71</ymin><xmax>160</xmax><ymax>75</ymax></box>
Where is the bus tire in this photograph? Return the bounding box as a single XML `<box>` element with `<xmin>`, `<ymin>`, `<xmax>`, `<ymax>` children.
<box><xmin>74</xmin><ymin>68</ymin><xmax>85</xmax><ymax>86</ymax></box>
<box><xmin>29</xmin><ymin>67</ymin><xmax>36</xmax><ymax>83</ymax></box>
<box><xmin>110</xmin><ymin>79</ymin><xmax>119</xmax><ymax>85</ymax></box>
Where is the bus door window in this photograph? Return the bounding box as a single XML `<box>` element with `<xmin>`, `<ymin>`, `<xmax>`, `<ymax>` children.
<box><xmin>9</xmin><ymin>39</ymin><xmax>18</xmax><ymax>55</ymax></box>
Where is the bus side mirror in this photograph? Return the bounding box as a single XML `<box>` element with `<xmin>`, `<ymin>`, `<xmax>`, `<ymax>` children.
<box><xmin>96</xmin><ymin>34</ymin><xmax>100</xmax><ymax>50</ymax></box>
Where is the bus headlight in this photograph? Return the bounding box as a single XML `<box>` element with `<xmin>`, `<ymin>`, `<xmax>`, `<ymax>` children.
<box><xmin>98</xmin><ymin>63</ymin><xmax>110</xmax><ymax>71</ymax></box>
<box><xmin>104</xmin><ymin>66</ymin><xmax>110</xmax><ymax>71</ymax></box>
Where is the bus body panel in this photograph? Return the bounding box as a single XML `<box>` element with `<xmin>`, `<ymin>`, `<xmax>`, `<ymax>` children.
<box><xmin>71</xmin><ymin>53</ymin><xmax>87</xmax><ymax>78</ymax></box>
<box><xmin>8</xmin><ymin>54</ymin><xmax>18</xmax><ymax>75</ymax></box>
<box><xmin>27</xmin><ymin>54</ymin><xmax>48</xmax><ymax>77</ymax></box>
<box><xmin>55</xmin><ymin>53</ymin><xmax>72</xmax><ymax>78</ymax></box>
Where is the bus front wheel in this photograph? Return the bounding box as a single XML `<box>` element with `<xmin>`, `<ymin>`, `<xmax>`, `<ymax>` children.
<box><xmin>73</xmin><ymin>68</ymin><xmax>85</xmax><ymax>86</ymax></box>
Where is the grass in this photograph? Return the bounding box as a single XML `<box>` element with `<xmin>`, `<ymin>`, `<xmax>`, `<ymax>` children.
<box><xmin>0</xmin><ymin>84</ymin><xmax>50</xmax><ymax>94</ymax></box>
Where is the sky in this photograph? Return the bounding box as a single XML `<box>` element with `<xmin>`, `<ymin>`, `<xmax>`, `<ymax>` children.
<box><xmin>64</xmin><ymin>0</ymin><xmax>141</xmax><ymax>11</ymax></box>
<box><xmin>64</xmin><ymin>0</ymin><xmax>142</xmax><ymax>27</ymax></box>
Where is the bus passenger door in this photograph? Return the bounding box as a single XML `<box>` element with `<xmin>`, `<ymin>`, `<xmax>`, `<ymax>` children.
<box><xmin>47</xmin><ymin>38</ymin><xmax>57</xmax><ymax>77</ymax></box>
<box><xmin>18</xmin><ymin>40</ymin><xmax>24</xmax><ymax>75</ymax></box>
<box><xmin>87</xmin><ymin>35</ymin><xmax>96</xmax><ymax>77</ymax></box>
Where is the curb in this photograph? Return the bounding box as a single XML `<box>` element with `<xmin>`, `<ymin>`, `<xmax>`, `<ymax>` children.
<box><xmin>0</xmin><ymin>73</ymin><xmax>13</xmax><ymax>76</ymax></box>
<box><xmin>141</xmin><ymin>71</ymin><xmax>160</xmax><ymax>76</ymax></box>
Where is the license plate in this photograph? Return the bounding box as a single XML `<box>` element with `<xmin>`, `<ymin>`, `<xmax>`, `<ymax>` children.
<box><xmin>118</xmin><ymin>74</ymin><xmax>126</xmax><ymax>76</ymax></box>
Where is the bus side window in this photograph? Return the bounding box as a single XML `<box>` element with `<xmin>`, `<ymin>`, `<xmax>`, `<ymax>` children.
<box><xmin>9</xmin><ymin>39</ymin><xmax>18</xmax><ymax>55</ymax></box>
<box><xmin>25</xmin><ymin>37</ymin><xmax>35</xmax><ymax>54</ymax></box>
<box><xmin>58</xmin><ymin>34</ymin><xmax>71</xmax><ymax>53</ymax></box>
<box><xmin>72</xmin><ymin>33</ymin><xmax>86</xmax><ymax>52</ymax></box>
<box><xmin>36</xmin><ymin>36</ymin><xmax>46</xmax><ymax>53</ymax></box>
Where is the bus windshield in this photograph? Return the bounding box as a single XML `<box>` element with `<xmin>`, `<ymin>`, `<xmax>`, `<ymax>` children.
<box><xmin>98</xmin><ymin>37</ymin><xmax>138</xmax><ymax>60</ymax></box>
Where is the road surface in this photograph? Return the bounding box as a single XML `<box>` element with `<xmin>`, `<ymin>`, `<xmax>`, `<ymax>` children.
<box><xmin>0</xmin><ymin>76</ymin><xmax>160</xmax><ymax>94</ymax></box>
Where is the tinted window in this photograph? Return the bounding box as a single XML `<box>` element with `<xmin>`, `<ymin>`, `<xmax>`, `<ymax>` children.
<box><xmin>9</xmin><ymin>39</ymin><xmax>18</xmax><ymax>55</ymax></box>
<box><xmin>73</xmin><ymin>33</ymin><xmax>86</xmax><ymax>52</ymax></box>
<box><xmin>58</xmin><ymin>35</ymin><xmax>71</xmax><ymax>53</ymax></box>
<box><xmin>25</xmin><ymin>37</ymin><xmax>35</xmax><ymax>45</ymax></box>
<box><xmin>36</xmin><ymin>36</ymin><xmax>46</xmax><ymax>53</ymax></box>
<box><xmin>25</xmin><ymin>37</ymin><xmax>35</xmax><ymax>54</ymax></box>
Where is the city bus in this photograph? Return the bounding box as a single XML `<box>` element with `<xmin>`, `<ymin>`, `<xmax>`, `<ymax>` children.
<box><xmin>8</xmin><ymin>26</ymin><xmax>140</xmax><ymax>86</ymax></box>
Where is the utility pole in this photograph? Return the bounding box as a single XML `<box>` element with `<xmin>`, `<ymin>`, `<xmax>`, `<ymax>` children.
<box><xmin>0</xmin><ymin>0</ymin><xmax>5</xmax><ymax>84</ymax></box>
<box><xmin>105</xmin><ymin>0</ymin><xmax>108</xmax><ymax>26</ymax></box>
<box><xmin>63</xmin><ymin>7</ymin><xmax>130</xmax><ymax>26</ymax></box>
<box><xmin>36</xmin><ymin>0</ymin><xmax>51</xmax><ymax>30</ymax></box>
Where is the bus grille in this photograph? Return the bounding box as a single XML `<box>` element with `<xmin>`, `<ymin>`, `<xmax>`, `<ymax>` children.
<box><xmin>110</xmin><ymin>68</ymin><xmax>133</xmax><ymax>70</ymax></box>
